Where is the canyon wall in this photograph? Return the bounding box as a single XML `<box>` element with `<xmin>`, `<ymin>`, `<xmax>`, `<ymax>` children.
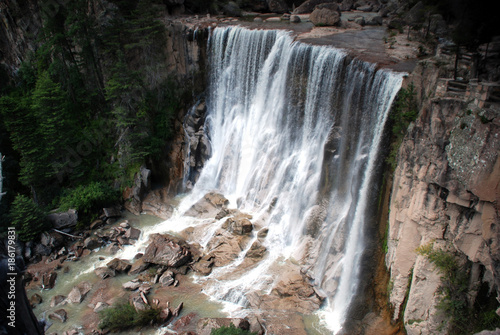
<box><xmin>386</xmin><ymin>62</ymin><xmax>500</xmax><ymax>334</ymax></box>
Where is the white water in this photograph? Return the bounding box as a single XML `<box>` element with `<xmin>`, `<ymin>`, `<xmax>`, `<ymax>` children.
<box><xmin>178</xmin><ymin>26</ymin><xmax>404</xmax><ymax>333</ymax></box>
<box><xmin>75</xmin><ymin>26</ymin><xmax>403</xmax><ymax>333</ymax></box>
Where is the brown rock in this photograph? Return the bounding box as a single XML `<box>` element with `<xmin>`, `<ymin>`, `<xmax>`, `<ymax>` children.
<box><xmin>128</xmin><ymin>258</ymin><xmax>150</xmax><ymax>275</ymax></box>
<box><xmin>173</xmin><ymin>312</ymin><xmax>197</xmax><ymax>331</ymax></box>
<box><xmin>89</xmin><ymin>219</ymin><xmax>105</xmax><ymax>230</ymax></box>
<box><xmin>50</xmin><ymin>295</ymin><xmax>66</xmax><ymax>307</ymax></box>
<box><xmin>293</xmin><ymin>0</ymin><xmax>333</xmax><ymax>14</ymax></box>
<box><xmin>124</xmin><ymin>227</ymin><xmax>141</xmax><ymax>240</ymax></box>
<box><xmin>184</xmin><ymin>192</ymin><xmax>229</xmax><ymax>219</ymax></box>
<box><xmin>143</xmin><ymin>234</ymin><xmax>191</xmax><ymax>267</ymax></box>
<box><xmin>192</xmin><ymin>258</ymin><xmax>214</xmax><ymax>275</ymax></box>
<box><xmin>245</xmin><ymin>241</ymin><xmax>267</xmax><ymax>259</ymax></box>
<box><xmin>159</xmin><ymin>270</ymin><xmax>176</xmax><ymax>287</ymax></box>
<box><xmin>94</xmin><ymin>267</ymin><xmax>116</xmax><ymax>279</ymax></box>
<box><xmin>309</xmin><ymin>4</ymin><xmax>341</xmax><ymax>26</ymax></box>
<box><xmin>173</xmin><ymin>302</ymin><xmax>184</xmax><ymax>317</ymax></box>
<box><xmin>122</xmin><ymin>280</ymin><xmax>142</xmax><ymax>291</ymax></box>
<box><xmin>42</xmin><ymin>271</ymin><xmax>57</xmax><ymax>289</ymax></box>
<box><xmin>49</xmin><ymin>309</ymin><xmax>67</xmax><ymax>323</ymax></box>
<box><xmin>67</xmin><ymin>281</ymin><xmax>92</xmax><ymax>304</ymax></box>
<box><xmin>106</xmin><ymin>258</ymin><xmax>131</xmax><ymax>273</ymax></box>
<box><xmin>30</xmin><ymin>293</ymin><xmax>42</xmax><ymax>307</ymax></box>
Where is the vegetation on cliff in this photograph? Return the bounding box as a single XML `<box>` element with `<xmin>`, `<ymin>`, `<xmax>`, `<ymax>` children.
<box><xmin>0</xmin><ymin>0</ymin><xmax>187</xmax><ymax>235</ymax></box>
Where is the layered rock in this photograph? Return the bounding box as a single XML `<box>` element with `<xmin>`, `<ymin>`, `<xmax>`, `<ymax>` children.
<box><xmin>386</xmin><ymin>66</ymin><xmax>500</xmax><ymax>334</ymax></box>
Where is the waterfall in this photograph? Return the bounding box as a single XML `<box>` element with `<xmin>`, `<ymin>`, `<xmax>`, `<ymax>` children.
<box><xmin>179</xmin><ymin>26</ymin><xmax>404</xmax><ymax>333</ymax></box>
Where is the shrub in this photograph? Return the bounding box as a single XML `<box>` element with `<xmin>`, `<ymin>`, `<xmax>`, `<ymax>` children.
<box><xmin>58</xmin><ymin>181</ymin><xmax>119</xmax><ymax>225</ymax></box>
<box><xmin>98</xmin><ymin>302</ymin><xmax>162</xmax><ymax>331</ymax></box>
<box><xmin>10</xmin><ymin>194</ymin><xmax>50</xmax><ymax>241</ymax></box>
<box><xmin>211</xmin><ymin>324</ymin><xmax>257</xmax><ymax>335</ymax></box>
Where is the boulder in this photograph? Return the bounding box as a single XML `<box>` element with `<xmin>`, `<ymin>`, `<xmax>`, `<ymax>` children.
<box><xmin>128</xmin><ymin>258</ymin><xmax>150</xmax><ymax>275</ymax></box>
<box><xmin>160</xmin><ymin>308</ymin><xmax>172</xmax><ymax>323</ymax></box>
<box><xmin>197</xmin><ymin>318</ymin><xmax>250</xmax><ymax>335</ymax></box>
<box><xmin>49</xmin><ymin>309</ymin><xmax>67</xmax><ymax>323</ymax></box>
<box><xmin>354</xmin><ymin>16</ymin><xmax>366</xmax><ymax>26</ymax></box>
<box><xmin>173</xmin><ymin>312</ymin><xmax>197</xmax><ymax>331</ymax></box>
<box><xmin>83</xmin><ymin>236</ymin><xmax>102</xmax><ymax>250</ymax></box>
<box><xmin>173</xmin><ymin>302</ymin><xmax>184</xmax><ymax>317</ymax></box>
<box><xmin>143</xmin><ymin>234</ymin><xmax>191</xmax><ymax>267</ymax></box>
<box><xmin>106</xmin><ymin>258</ymin><xmax>131</xmax><ymax>273</ymax></box>
<box><xmin>89</xmin><ymin>219</ymin><xmax>105</xmax><ymax>230</ymax></box>
<box><xmin>29</xmin><ymin>293</ymin><xmax>42</xmax><ymax>307</ymax></box>
<box><xmin>142</xmin><ymin>189</ymin><xmax>174</xmax><ymax>220</ymax></box>
<box><xmin>130</xmin><ymin>293</ymin><xmax>148</xmax><ymax>311</ymax></box>
<box><xmin>50</xmin><ymin>295</ymin><xmax>66</xmax><ymax>307</ymax></box>
<box><xmin>35</xmin><ymin>243</ymin><xmax>52</xmax><ymax>257</ymax></box>
<box><xmin>159</xmin><ymin>270</ymin><xmax>176</xmax><ymax>287</ymax></box>
<box><xmin>184</xmin><ymin>192</ymin><xmax>229</xmax><ymax>219</ymax></box>
<box><xmin>103</xmin><ymin>206</ymin><xmax>121</xmax><ymax>218</ymax></box>
<box><xmin>245</xmin><ymin>241</ymin><xmax>267</xmax><ymax>259</ymax></box>
<box><xmin>124</xmin><ymin>227</ymin><xmax>141</xmax><ymax>240</ymax></box>
<box><xmin>266</xmin><ymin>0</ymin><xmax>288</xmax><ymax>13</ymax></box>
<box><xmin>339</xmin><ymin>0</ymin><xmax>354</xmax><ymax>11</ymax></box>
<box><xmin>42</xmin><ymin>271</ymin><xmax>57</xmax><ymax>289</ymax></box>
<box><xmin>47</xmin><ymin>209</ymin><xmax>78</xmax><ymax>229</ymax></box>
<box><xmin>67</xmin><ymin>281</ymin><xmax>91</xmax><ymax>304</ymax></box>
<box><xmin>40</xmin><ymin>231</ymin><xmax>64</xmax><ymax>248</ymax></box>
<box><xmin>309</xmin><ymin>4</ymin><xmax>341</xmax><ymax>26</ymax></box>
<box><xmin>293</xmin><ymin>0</ymin><xmax>333</xmax><ymax>14</ymax></box>
<box><xmin>119</xmin><ymin>221</ymin><xmax>130</xmax><ymax>229</ymax></box>
<box><xmin>366</xmin><ymin>15</ymin><xmax>383</xmax><ymax>26</ymax></box>
<box><xmin>291</xmin><ymin>15</ymin><xmax>301</xmax><ymax>23</ymax></box>
<box><xmin>123</xmin><ymin>280</ymin><xmax>142</xmax><ymax>291</ymax></box>
<box><xmin>223</xmin><ymin>217</ymin><xmax>253</xmax><ymax>235</ymax></box>
<box><xmin>357</xmin><ymin>4</ymin><xmax>373</xmax><ymax>12</ymax></box>
<box><xmin>192</xmin><ymin>258</ymin><xmax>214</xmax><ymax>275</ymax></box>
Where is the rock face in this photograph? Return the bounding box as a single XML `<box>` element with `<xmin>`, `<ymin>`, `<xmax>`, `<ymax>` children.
<box><xmin>143</xmin><ymin>234</ymin><xmax>192</xmax><ymax>267</ymax></box>
<box><xmin>386</xmin><ymin>66</ymin><xmax>500</xmax><ymax>334</ymax></box>
<box><xmin>123</xmin><ymin>166</ymin><xmax>151</xmax><ymax>215</ymax></box>
<box><xmin>309</xmin><ymin>3</ymin><xmax>341</xmax><ymax>26</ymax></box>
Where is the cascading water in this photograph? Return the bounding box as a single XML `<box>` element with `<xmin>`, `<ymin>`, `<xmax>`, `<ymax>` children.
<box><xmin>177</xmin><ymin>26</ymin><xmax>404</xmax><ymax>333</ymax></box>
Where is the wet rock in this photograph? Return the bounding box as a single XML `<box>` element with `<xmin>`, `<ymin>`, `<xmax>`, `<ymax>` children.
<box><xmin>160</xmin><ymin>308</ymin><xmax>172</xmax><ymax>323</ymax></box>
<box><xmin>223</xmin><ymin>217</ymin><xmax>253</xmax><ymax>235</ymax></box>
<box><xmin>103</xmin><ymin>206</ymin><xmax>121</xmax><ymax>219</ymax></box>
<box><xmin>159</xmin><ymin>270</ymin><xmax>176</xmax><ymax>287</ymax></box>
<box><xmin>83</xmin><ymin>236</ymin><xmax>102</xmax><ymax>250</ymax></box>
<box><xmin>366</xmin><ymin>15</ymin><xmax>383</xmax><ymax>26</ymax></box>
<box><xmin>105</xmin><ymin>242</ymin><xmax>120</xmax><ymax>255</ymax></box>
<box><xmin>142</xmin><ymin>189</ymin><xmax>174</xmax><ymax>220</ymax></box>
<box><xmin>128</xmin><ymin>258</ymin><xmax>150</xmax><ymax>275</ymax></box>
<box><xmin>173</xmin><ymin>302</ymin><xmax>184</xmax><ymax>317</ymax></box>
<box><xmin>119</xmin><ymin>221</ymin><xmax>130</xmax><ymax>229</ymax></box>
<box><xmin>192</xmin><ymin>258</ymin><xmax>214</xmax><ymax>275</ymax></box>
<box><xmin>173</xmin><ymin>312</ymin><xmax>197</xmax><ymax>331</ymax></box>
<box><xmin>50</xmin><ymin>295</ymin><xmax>66</xmax><ymax>307</ymax></box>
<box><xmin>42</xmin><ymin>271</ymin><xmax>57</xmax><ymax>289</ymax></box>
<box><xmin>357</xmin><ymin>4</ymin><xmax>373</xmax><ymax>11</ymax></box>
<box><xmin>30</xmin><ymin>293</ymin><xmax>42</xmax><ymax>307</ymax></box>
<box><xmin>354</xmin><ymin>16</ymin><xmax>366</xmax><ymax>26</ymax></box>
<box><xmin>139</xmin><ymin>283</ymin><xmax>152</xmax><ymax>294</ymax></box>
<box><xmin>49</xmin><ymin>309</ymin><xmax>67</xmax><ymax>323</ymax></box>
<box><xmin>67</xmin><ymin>281</ymin><xmax>91</xmax><ymax>304</ymax></box>
<box><xmin>123</xmin><ymin>280</ymin><xmax>142</xmax><ymax>291</ymax></box>
<box><xmin>197</xmin><ymin>318</ymin><xmax>250</xmax><ymax>335</ymax></box>
<box><xmin>273</xmin><ymin>273</ymin><xmax>315</xmax><ymax>298</ymax></box>
<box><xmin>47</xmin><ymin>209</ymin><xmax>78</xmax><ymax>229</ymax></box>
<box><xmin>339</xmin><ymin>0</ymin><xmax>354</xmax><ymax>11</ymax></box>
<box><xmin>106</xmin><ymin>258</ymin><xmax>131</xmax><ymax>273</ymax></box>
<box><xmin>35</xmin><ymin>243</ymin><xmax>52</xmax><ymax>257</ymax></box>
<box><xmin>123</xmin><ymin>166</ymin><xmax>151</xmax><ymax>215</ymax></box>
<box><xmin>310</xmin><ymin>3</ymin><xmax>341</xmax><ymax>26</ymax></box>
<box><xmin>116</xmin><ymin>236</ymin><xmax>130</xmax><ymax>246</ymax></box>
<box><xmin>291</xmin><ymin>15</ymin><xmax>301</xmax><ymax>23</ymax></box>
<box><xmin>245</xmin><ymin>241</ymin><xmax>267</xmax><ymax>259</ymax></box>
<box><xmin>257</xmin><ymin>228</ymin><xmax>269</xmax><ymax>238</ymax></box>
<box><xmin>125</xmin><ymin>227</ymin><xmax>141</xmax><ymax>240</ymax></box>
<box><xmin>143</xmin><ymin>234</ymin><xmax>191</xmax><ymax>267</ymax></box>
<box><xmin>206</xmin><ymin>230</ymin><xmax>248</xmax><ymax>267</ymax></box>
<box><xmin>40</xmin><ymin>231</ymin><xmax>64</xmax><ymax>248</ymax></box>
<box><xmin>184</xmin><ymin>192</ymin><xmax>229</xmax><ymax>219</ymax></box>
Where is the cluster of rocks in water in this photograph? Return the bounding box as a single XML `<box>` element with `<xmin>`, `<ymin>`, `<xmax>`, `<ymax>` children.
<box><xmin>24</xmin><ymin>190</ymin><xmax>325</xmax><ymax>334</ymax></box>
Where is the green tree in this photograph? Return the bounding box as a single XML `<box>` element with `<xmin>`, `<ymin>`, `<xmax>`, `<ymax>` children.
<box><xmin>10</xmin><ymin>194</ymin><xmax>49</xmax><ymax>241</ymax></box>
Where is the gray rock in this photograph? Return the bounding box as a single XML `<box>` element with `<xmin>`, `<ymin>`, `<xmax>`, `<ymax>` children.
<box><xmin>122</xmin><ymin>280</ymin><xmax>142</xmax><ymax>291</ymax></box>
<box><xmin>293</xmin><ymin>0</ymin><xmax>334</xmax><ymax>14</ymax></box>
<box><xmin>50</xmin><ymin>295</ymin><xmax>66</xmax><ymax>307</ymax></box>
<box><xmin>83</xmin><ymin>236</ymin><xmax>102</xmax><ymax>250</ymax></box>
<box><xmin>47</xmin><ymin>209</ymin><xmax>78</xmax><ymax>229</ymax></box>
<box><xmin>291</xmin><ymin>15</ymin><xmax>301</xmax><ymax>23</ymax></box>
<box><xmin>366</xmin><ymin>15</ymin><xmax>382</xmax><ymax>26</ymax></box>
<box><xmin>357</xmin><ymin>4</ymin><xmax>373</xmax><ymax>12</ymax></box>
<box><xmin>223</xmin><ymin>2</ymin><xmax>241</xmax><ymax>16</ymax></box>
<box><xmin>266</xmin><ymin>0</ymin><xmax>288</xmax><ymax>13</ymax></box>
<box><xmin>103</xmin><ymin>206</ymin><xmax>121</xmax><ymax>218</ymax></box>
<box><xmin>67</xmin><ymin>281</ymin><xmax>91</xmax><ymax>304</ymax></box>
<box><xmin>124</xmin><ymin>227</ymin><xmax>141</xmax><ymax>240</ymax></box>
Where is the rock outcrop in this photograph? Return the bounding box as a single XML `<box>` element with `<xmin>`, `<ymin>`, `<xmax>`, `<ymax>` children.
<box><xmin>386</xmin><ymin>64</ymin><xmax>500</xmax><ymax>334</ymax></box>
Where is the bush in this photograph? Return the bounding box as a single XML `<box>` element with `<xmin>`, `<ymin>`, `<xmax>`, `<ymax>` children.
<box><xmin>58</xmin><ymin>181</ymin><xmax>119</xmax><ymax>224</ymax></box>
<box><xmin>98</xmin><ymin>302</ymin><xmax>162</xmax><ymax>331</ymax></box>
<box><xmin>211</xmin><ymin>324</ymin><xmax>257</xmax><ymax>335</ymax></box>
<box><xmin>10</xmin><ymin>194</ymin><xmax>50</xmax><ymax>241</ymax></box>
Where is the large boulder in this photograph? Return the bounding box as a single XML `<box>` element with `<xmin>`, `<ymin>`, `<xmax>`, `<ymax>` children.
<box><xmin>159</xmin><ymin>270</ymin><xmax>176</xmax><ymax>287</ymax></box>
<box><xmin>94</xmin><ymin>267</ymin><xmax>116</xmax><ymax>279</ymax></box>
<box><xmin>83</xmin><ymin>236</ymin><xmax>103</xmax><ymax>250</ymax></box>
<box><xmin>223</xmin><ymin>217</ymin><xmax>253</xmax><ymax>235</ymax></box>
<box><xmin>128</xmin><ymin>258</ymin><xmax>150</xmax><ymax>275</ymax></box>
<box><xmin>309</xmin><ymin>3</ymin><xmax>341</xmax><ymax>26</ymax></box>
<box><xmin>143</xmin><ymin>234</ymin><xmax>191</xmax><ymax>267</ymax></box>
<box><xmin>293</xmin><ymin>0</ymin><xmax>333</xmax><ymax>14</ymax></box>
<box><xmin>47</xmin><ymin>209</ymin><xmax>78</xmax><ymax>229</ymax></box>
<box><xmin>49</xmin><ymin>309</ymin><xmax>67</xmax><ymax>323</ymax></box>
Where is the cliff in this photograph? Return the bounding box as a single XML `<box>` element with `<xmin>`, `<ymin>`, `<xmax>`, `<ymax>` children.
<box><xmin>386</xmin><ymin>61</ymin><xmax>500</xmax><ymax>334</ymax></box>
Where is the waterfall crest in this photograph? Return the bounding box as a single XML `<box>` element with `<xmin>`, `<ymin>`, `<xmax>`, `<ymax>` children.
<box><xmin>180</xmin><ymin>26</ymin><xmax>403</xmax><ymax>332</ymax></box>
